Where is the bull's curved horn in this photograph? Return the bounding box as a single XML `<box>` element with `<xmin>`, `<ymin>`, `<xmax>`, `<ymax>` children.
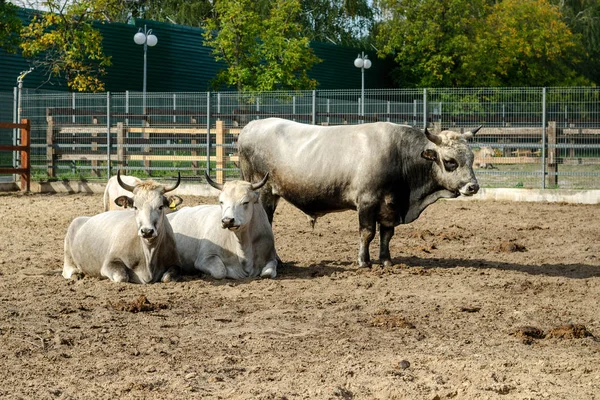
<box><xmin>424</xmin><ymin>127</ymin><xmax>443</xmax><ymax>146</ymax></box>
<box><xmin>463</xmin><ymin>125</ymin><xmax>483</xmax><ymax>139</ymax></box>
<box><xmin>163</xmin><ymin>172</ymin><xmax>181</xmax><ymax>193</ymax></box>
<box><xmin>204</xmin><ymin>172</ymin><xmax>223</xmax><ymax>191</ymax></box>
<box><xmin>117</xmin><ymin>170</ymin><xmax>136</xmax><ymax>192</ymax></box>
<box><xmin>251</xmin><ymin>172</ymin><xmax>269</xmax><ymax>191</ymax></box>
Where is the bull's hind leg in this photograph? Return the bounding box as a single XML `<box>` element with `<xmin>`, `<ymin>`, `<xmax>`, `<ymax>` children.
<box><xmin>379</xmin><ymin>223</ymin><xmax>395</xmax><ymax>267</ymax></box>
<box><xmin>62</xmin><ymin>250</ymin><xmax>81</xmax><ymax>279</ymax></box>
<box><xmin>358</xmin><ymin>205</ymin><xmax>377</xmax><ymax>268</ymax></box>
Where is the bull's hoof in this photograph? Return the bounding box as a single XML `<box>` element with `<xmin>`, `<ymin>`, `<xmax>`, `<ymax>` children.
<box><xmin>260</xmin><ymin>267</ymin><xmax>277</xmax><ymax>279</ymax></box>
<box><xmin>358</xmin><ymin>261</ymin><xmax>372</xmax><ymax>268</ymax></box>
<box><xmin>161</xmin><ymin>267</ymin><xmax>181</xmax><ymax>283</ymax></box>
<box><xmin>381</xmin><ymin>259</ymin><xmax>393</xmax><ymax>267</ymax></box>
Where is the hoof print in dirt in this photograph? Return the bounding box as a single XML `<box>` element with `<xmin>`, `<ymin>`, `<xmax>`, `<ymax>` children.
<box><xmin>494</xmin><ymin>241</ymin><xmax>527</xmax><ymax>253</ymax></box>
<box><xmin>108</xmin><ymin>295</ymin><xmax>168</xmax><ymax>313</ymax></box>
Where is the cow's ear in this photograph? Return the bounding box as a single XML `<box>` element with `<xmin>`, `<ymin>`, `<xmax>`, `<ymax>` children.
<box><xmin>114</xmin><ymin>195</ymin><xmax>133</xmax><ymax>208</ymax></box>
<box><xmin>251</xmin><ymin>191</ymin><xmax>260</xmax><ymax>203</ymax></box>
<box><xmin>168</xmin><ymin>195</ymin><xmax>183</xmax><ymax>210</ymax></box>
<box><xmin>421</xmin><ymin>149</ymin><xmax>438</xmax><ymax>161</ymax></box>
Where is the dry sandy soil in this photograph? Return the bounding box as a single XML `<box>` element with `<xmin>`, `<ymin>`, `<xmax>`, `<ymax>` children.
<box><xmin>0</xmin><ymin>191</ymin><xmax>599</xmax><ymax>399</ymax></box>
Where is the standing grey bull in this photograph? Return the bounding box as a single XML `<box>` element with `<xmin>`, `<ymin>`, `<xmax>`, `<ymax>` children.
<box><xmin>238</xmin><ymin>118</ymin><xmax>481</xmax><ymax>268</ymax></box>
<box><xmin>63</xmin><ymin>171</ymin><xmax>182</xmax><ymax>283</ymax></box>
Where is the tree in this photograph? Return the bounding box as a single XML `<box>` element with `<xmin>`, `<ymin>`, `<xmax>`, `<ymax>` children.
<box><xmin>19</xmin><ymin>0</ymin><xmax>113</xmax><ymax>92</ymax></box>
<box><xmin>203</xmin><ymin>0</ymin><xmax>319</xmax><ymax>91</ymax></box>
<box><xmin>0</xmin><ymin>0</ymin><xmax>22</xmax><ymax>53</ymax></box>
<box><xmin>474</xmin><ymin>0</ymin><xmax>588</xmax><ymax>86</ymax></box>
<box><xmin>375</xmin><ymin>0</ymin><xmax>588</xmax><ymax>87</ymax></box>
<box><xmin>375</xmin><ymin>0</ymin><xmax>490</xmax><ymax>87</ymax></box>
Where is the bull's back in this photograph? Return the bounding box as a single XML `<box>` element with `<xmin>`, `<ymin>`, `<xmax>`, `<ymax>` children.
<box><xmin>238</xmin><ymin>118</ymin><xmax>400</xmax><ymax>212</ymax></box>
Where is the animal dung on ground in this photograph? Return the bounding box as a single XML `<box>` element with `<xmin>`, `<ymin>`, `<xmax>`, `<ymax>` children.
<box><xmin>108</xmin><ymin>295</ymin><xmax>168</xmax><ymax>313</ymax></box>
<box><xmin>494</xmin><ymin>241</ymin><xmax>527</xmax><ymax>253</ymax></box>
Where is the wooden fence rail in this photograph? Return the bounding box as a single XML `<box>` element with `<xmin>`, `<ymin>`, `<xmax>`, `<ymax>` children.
<box><xmin>0</xmin><ymin>119</ymin><xmax>31</xmax><ymax>191</ymax></box>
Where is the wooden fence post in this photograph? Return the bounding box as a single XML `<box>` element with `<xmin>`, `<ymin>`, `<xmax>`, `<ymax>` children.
<box><xmin>216</xmin><ymin>120</ymin><xmax>225</xmax><ymax>184</ymax></box>
<box><xmin>117</xmin><ymin>122</ymin><xmax>125</xmax><ymax>174</ymax></box>
<box><xmin>20</xmin><ymin>119</ymin><xmax>31</xmax><ymax>192</ymax></box>
<box><xmin>547</xmin><ymin>121</ymin><xmax>558</xmax><ymax>187</ymax></box>
<box><xmin>46</xmin><ymin>114</ymin><xmax>55</xmax><ymax>177</ymax></box>
<box><xmin>143</xmin><ymin>120</ymin><xmax>151</xmax><ymax>175</ymax></box>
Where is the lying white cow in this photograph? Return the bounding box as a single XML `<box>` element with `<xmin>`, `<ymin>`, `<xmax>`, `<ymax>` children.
<box><xmin>63</xmin><ymin>171</ymin><xmax>181</xmax><ymax>283</ymax></box>
<box><xmin>167</xmin><ymin>173</ymin><xmax>277</xmax><ymax>279</ymax></box>
<box><xmin>103</xmin><ymin>174</ymin><xmax>183</xmax><ymax>211</ymax></box>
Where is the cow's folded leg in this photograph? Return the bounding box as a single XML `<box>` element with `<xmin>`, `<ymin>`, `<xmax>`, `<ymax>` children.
<box><xmin>260</xmin><ymin>259</ymin><xmax>278</xmax><ymax>278</ymax></box>
<box><xmin>101</xmin><ymin>261</ymin><xmax>130</xmax><ymax>282</ymax></box>
<box><xmin>198</xmin><ymin>256</ymin><xmax>228</xmax><ymax>280</ymax></box>
<box><xmin>161</xmin><ymin>265</ymin><xmax>181</xmax><ymax>283</ymax></box>
<box><xmin>379</xmin><ymin>224</ymin><xmax>394</xmax><ymax>267</ymax></box>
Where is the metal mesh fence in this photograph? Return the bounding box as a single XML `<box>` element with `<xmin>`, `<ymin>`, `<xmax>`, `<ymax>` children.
<box><xmin>7</xmin><ymin>87</ymin><xmax>600</xmax><ymax>189</ymax></box>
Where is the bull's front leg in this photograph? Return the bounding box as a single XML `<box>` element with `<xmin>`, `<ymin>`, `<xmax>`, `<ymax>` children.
<box><xmin>358</xmin><ymin>206</ymin><xmax>377</xmax><ymax>268</ymax></box>
<box><xmin>379</xmin><ymin>223</ymin><xmax>394</xmax><ymax>267</ymax></box>
<box><xmin>100</xmin><ymin>260</ymin><xmax>130</xmax><ymax>282</ymax></box>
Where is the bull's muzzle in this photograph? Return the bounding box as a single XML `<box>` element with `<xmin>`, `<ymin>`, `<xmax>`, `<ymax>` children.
<box><xmin>461</xmin><ymin>182</ymin><xmax>480</xmax><ymax>196</ymax></box>
<box><xmin>221</xmin><ymin>217</ymin><xmax>238</xmax><ymax>230</ymax></box>
<box><xmin>140</xmin><ymin>227</ymin><xmax>155</xmax><ymax>239</ymax></box>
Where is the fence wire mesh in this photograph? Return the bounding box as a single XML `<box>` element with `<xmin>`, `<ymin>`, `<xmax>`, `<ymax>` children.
<box><xmin>3</xmin><ymin>87</ymin><xmax>600</xmax><ymax>189</ymax></box>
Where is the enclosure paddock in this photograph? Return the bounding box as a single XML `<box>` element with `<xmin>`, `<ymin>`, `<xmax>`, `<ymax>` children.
<box><xmin>0</xmin><ymin>193</ymin><xmax>598</xmax><ymax>399</ymax></box>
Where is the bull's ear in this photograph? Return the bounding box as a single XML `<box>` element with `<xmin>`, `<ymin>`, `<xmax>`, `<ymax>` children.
<box><xmin>114</xmin><ymin>195</ymin><xmax>133</xmax><ymax>208</ymax></box>
<box><xmin>168</xmin><ymin>195</ymin><xmax>183</xmax><ymax>210</ymax></box>
<box><xmin>421</xmin><ymin>149</ymin><xmax>438</xmax><ymax>161</ymax></box>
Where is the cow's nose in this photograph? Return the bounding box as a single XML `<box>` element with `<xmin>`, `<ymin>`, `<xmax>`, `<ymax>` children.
<box><xmin>140</xmin><ymin>228</ymin><xmax>154</xmax><ymax>238</ymax></box>
<box><xmin>221</xmin><ymin>217</ymin><xmax>234</xmax><ymax>229</ymax></box>
<box><xmin>467</xmin><ymin>182</ymin><xmax>479</xmax><ymax>194</ymax></box>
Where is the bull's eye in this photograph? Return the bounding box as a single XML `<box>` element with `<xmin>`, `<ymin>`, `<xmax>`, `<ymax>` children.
<box><xmin>443</xmin><ymin>159</ymin><xmax>458</xmax><ymax>171</ymax></box>
<box><xmin>242</xmin><ymin>201</ymin><xmax>249</xmax><ymax>206</ymax></box>
<box><xmin>159</xmin><ymin>205</ymin><xmax>164</xmax><ymax>210</ymax></box>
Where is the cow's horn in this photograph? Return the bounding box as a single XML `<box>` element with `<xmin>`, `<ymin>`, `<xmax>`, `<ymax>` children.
<box><xmin>464</xmin><ymin>125</ymin><xmax>483</xmax><ymax>139</ymax></box>
<box><xmin>424</xmin><ymin>127</ymin><xmax>443</xmax><ymax>146</ymax></box>
<box><xmin>164</xmin><ymin>172</ymin><xmax>181</xmax><ymax>193</ymax></box>
<box><xmin>251</xmin><ymin>172</ymin><xmax>269</xmax><ymax>191</ymax></box>
<box><xmin>204</xmin><ymin>172</ymin><xmax>223</xmax><ymax>191</ymax></box>
<box><xmin>117</xmin><ymin>170</ymin><xmax>136</xmax><ymax>192</ymax></box>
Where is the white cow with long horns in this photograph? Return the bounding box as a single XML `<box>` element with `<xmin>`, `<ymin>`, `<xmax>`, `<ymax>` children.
<box><xmin>168</xmin><ymin>173</ymin><xmax>278</xmax><ymax>279</ymax></box>
<box><xmin>63</xmin><ymin>171</ymin><xmax>182</xmax><ymax>283</ymax></box>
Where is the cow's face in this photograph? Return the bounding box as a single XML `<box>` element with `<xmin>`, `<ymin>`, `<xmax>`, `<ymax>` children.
<box><xmin>421</xmin><ymin>129</ymin><xmax>479</xmax><ymax>196</ymax></box>
<box><xmin>218</xmin><ymin>181</ymin><xmax>260</xmax><ymax>231</ymax></box>
<box><xmin>114</xmin><ymin>172</ymin><xmax>181</xmax><ymax>242</ymax></box>
<box><xmin>116</xmin><ymin>182</ymin><xmax>170</xmax><ymax>241</ymax></box>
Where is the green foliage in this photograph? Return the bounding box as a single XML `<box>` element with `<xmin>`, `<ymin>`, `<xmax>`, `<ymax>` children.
<box><xmin>0</xmin><ymin>0</ymin><xmax>22</xmax><ymax>53</ymax></box>
<box><xmin>19</xmin><ymin>0</ymin><xmax>113</xmax><ymax>92</ymax></box>
<box><xmin>203</xmin><ymin>0</ymin><xmax>319</xmax><ymax>92</ymax></box>
<box><xmin>375</xmin><ymin>0</ymin><xmax>589</xmax><ymax>87</ymax></box>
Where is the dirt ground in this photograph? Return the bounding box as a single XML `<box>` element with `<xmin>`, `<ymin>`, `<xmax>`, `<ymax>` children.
<box><xmin>0</xmin><ymin>191</ymin><xmax>599</xmax><ymax>400</ymax></box>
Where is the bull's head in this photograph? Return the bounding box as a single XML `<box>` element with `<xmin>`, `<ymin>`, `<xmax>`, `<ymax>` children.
<box><xmin>205</xmin><ymin>172</ymin><xmax>269</xmax><ymax>231</ymax></box>
<box><xmin>115</xmin><ymin>171</ymin><xmax>181</xmax><ymax>241</ymax></box>
<box><xmin>421</xmin><ymin>126</ymin><xmax>481</xmax><ymax>196</ymax></box>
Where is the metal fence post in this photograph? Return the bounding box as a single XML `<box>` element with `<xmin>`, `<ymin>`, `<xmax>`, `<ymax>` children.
<box><xmin>12</xmin><ymin>87</ymin><xmax>17</xmax><ymax>171</ymax></box>
<box><xmin>312</xmin><ymin>90</ymin><xmax>316</xmax><ymax>125</ymax></box>
<box><xmin>206</xmin><ymin>91</ymin><xmax>211</xmax><ymax>177</ymax></box>
<box><xmin>423</xmin><ymin>88</ymin><xmax>428</xmax><ymax>129</ymax></box>
<box><xmin>107</xmin><ymin>91</ymin><xmax>111</xmax><ymax>178</ymax></box>
<box><xmin>541</xmin><ymin>87</ymin><xmax>547</xmax><ymax>189</ymax></box>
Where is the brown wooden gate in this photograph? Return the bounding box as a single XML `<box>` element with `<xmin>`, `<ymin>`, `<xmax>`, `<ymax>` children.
<box><xmin>0</xmin><ymin>119</ymin><xmax>31</xmax><ymax>191</ymax></box>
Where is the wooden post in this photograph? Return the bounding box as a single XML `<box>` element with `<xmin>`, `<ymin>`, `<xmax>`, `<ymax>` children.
<box><xmin>20</xmin><ymin>119</ymin><xmax>30</xmax><ymax>192</ymax></box>
<box><xmin>46</xmin><ymin>114</ymin><xmax>55</xmax><ymax>177</ymax></box>
<box><xmin>216</xmin><ymin>120</ymin><xmax>225</xmax><ymax>184</ymax></box>
<box><xmin>117</xmin><ymin>122</ymin><xmax>125</xmax><ymax>174</ymax></box>
<box><xmin>91</xmin><ymin>131</ymin><xmax>99</xmax><ymax>177</ymax></box>
<box><xmin>143</xmin><ymin>120</ymin><xmax>151</xmax><ymax>175</ymax></box>
<box><xmin>547</xmin><ymin>121</ymin><xmax>558</xmax><ymax>187</ymax></box>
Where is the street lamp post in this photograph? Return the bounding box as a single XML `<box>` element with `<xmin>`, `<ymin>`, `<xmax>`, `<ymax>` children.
<box><xmin>354</xmin><ymin>52</ymin><xmax>372</xmax><ymax>122</ymax></box>
<box><xmin>134</xmin><ymin>25</ymin><xmax>158</xmax><ymax>114</ymax></box>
